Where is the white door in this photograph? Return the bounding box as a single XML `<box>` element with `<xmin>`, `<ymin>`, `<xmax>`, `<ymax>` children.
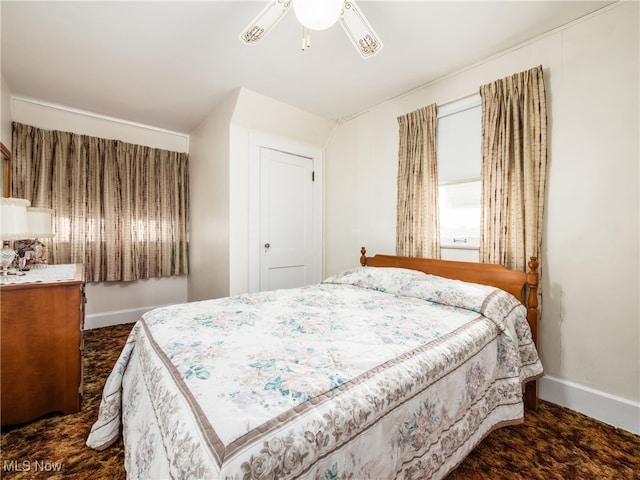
<box><xmin>259</xmin><ymin>147</ymin><xmax>315</xmax><ymax>291</ymax></box>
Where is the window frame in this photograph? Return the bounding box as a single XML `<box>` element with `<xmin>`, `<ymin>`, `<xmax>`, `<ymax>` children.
<box><xmin>436</xmin><ymin>94</ymin><xmax>482</xmax><ymax>252</ymax></box>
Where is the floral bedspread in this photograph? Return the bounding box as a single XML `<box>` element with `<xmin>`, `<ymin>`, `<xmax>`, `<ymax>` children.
<box><xmin>87</xmin><ymin>267</ymin><xmax>543</xmax><ymax>479</ymax></box>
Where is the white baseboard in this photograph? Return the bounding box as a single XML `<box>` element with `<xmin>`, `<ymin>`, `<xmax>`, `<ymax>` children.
<box><xmin>540</xmin><ymin>375</ymin><xmax>640</xmax><ymax>435</ymax></box>
<box><xmin>84</xmin><ymin>306</ymin><xmax>159</xmax><ymax>330</ymax></box>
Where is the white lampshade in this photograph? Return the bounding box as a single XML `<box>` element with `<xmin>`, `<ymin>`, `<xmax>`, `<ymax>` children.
<box><xmin>0</xmin><ymin>197</ymin><xmax>31</xmax><ymax>239</ymax></box>
<box><xmin>293</xmin><ymin>0</ymin><xmax>343</xmax><ymax>30</ymax></box>
<box><xmin>27</xmin><ymin>207</ymin><xmax>54</xmax><ymax>238</ymax></box>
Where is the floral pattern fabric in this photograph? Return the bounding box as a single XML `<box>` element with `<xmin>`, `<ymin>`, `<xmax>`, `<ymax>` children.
<box><xmin>87</xmin><ymin>267</ymin><xmax>543</xmax><ymax>479</ymax></box>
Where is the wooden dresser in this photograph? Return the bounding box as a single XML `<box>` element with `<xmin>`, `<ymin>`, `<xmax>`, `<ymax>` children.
<box><xmin>1</xmin><ymin>264</ymin><xmax>85</xmax><ymax>426</ymax></box>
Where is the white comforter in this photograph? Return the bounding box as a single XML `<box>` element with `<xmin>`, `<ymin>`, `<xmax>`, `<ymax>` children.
<box><xmin>87</xmin><ymin>267</ymin><xmax>543</xmax><ymax>479</ymax></box>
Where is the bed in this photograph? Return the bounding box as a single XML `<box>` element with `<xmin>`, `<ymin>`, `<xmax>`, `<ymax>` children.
<box><xmin>87</xmin><ymin>248</ymin><xmax>543</xmax><ymax>479</ymax></box>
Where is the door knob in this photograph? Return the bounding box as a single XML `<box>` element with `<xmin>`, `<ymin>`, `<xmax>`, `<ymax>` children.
<box><xmin>264</xmin><ymin>243</ymin><xmax>270</xmax><ymax>249</ymax></box>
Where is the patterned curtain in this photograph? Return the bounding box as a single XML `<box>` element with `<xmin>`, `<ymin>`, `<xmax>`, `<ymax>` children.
<box><xmin>11</xmin><ymin>122</ymin><xmax>189</xmax><ymax>282</ymax></box>
<box><xmin>479</xmin><ymin>66</ymin><xmax>547</xmax><ymax>272</ymax></box>
<box><xmin>396</xmin><ymin>104</ymin><xmax>440</xmax><ymax>258</ymax></box>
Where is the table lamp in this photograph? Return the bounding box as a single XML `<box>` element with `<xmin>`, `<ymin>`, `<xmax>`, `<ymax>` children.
<box><xmin>0</xmin><ymin>197</ymin><xmax>30</xmax><ymax>277</ymax></box>
<box><xmin>27</xmin><ymin>206</ymin><xmax>54</xmax><ymax>267</ymax></box>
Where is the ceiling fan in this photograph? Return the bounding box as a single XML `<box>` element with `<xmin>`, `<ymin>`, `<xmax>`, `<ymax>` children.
<box><xmin>240</xmin><ymin>0</ymin><xmax>383</xmax><ymax>59</ymax></box>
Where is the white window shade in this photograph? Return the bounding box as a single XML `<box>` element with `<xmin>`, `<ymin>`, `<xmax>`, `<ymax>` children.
<box><xmin>437</xmin><ymin>96</ymin><xmax>481</xmax><ymax>184</ymax></box>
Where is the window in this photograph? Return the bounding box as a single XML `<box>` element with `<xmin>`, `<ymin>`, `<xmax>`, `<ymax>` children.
<box><xmin>438</xmin><ymin>180</ymin><xmax>480</xmax><ymax>248</ymax></box>
<box><xmin>437</xmin><ymin>95</ymin><xmax>482</xmax><ymax>253</ymax></box>
<box><xmin>11</xmin><ymin>123</ymin><xmax>189</xmax><ymax>282</ymax></box>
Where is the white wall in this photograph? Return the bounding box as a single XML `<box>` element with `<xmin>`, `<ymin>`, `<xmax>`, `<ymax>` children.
<box><xmin>1</xmin><ymin>76</ymin><xmax>13</xmax><ymax>196</ymax></box>
<box><xmin>0</xmin><ymin>4</ymin><xmax>7</xmax><ymax>147</ymax></box>
<box><xmin>12</xmin><ymin>98</ymin><xmax>188</xmax><ymax>152</ymax></box>
<box><xmin>1</xmin><ymin>77</ymin><xmax>11</xmax><ymax>146</ymax></box>
<box><xmin>188</xmin><ymin>90</ymin><xmax>237</xmax><ymax>301</ymax></box>
<box><xmin>10</xmin><ymin>97</ymin><xmax>190</xmax><ymax>328</ymax></box>
<box><xmin>188</xmin><ymin>87</ymin><xmax>333</xmax><ymax>300</ymax></box>
<box><xmin>325</xmin><ymin>2</ymin><xmax>639</xmax><ymax>433</ymax></box>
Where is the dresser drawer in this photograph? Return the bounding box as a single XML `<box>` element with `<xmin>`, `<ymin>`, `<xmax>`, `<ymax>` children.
<box><xmin>1</xmin><ymin>264</ymin><xmax>85</xmax><ymax>426</ymax></box>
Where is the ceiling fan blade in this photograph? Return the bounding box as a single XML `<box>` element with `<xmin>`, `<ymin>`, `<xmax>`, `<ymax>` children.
<box><xmin>240</xmin><ymin>0</ymin><xmax>293</xmax><ymax>45</ymax></box>
<box><xmin>338</xmin><ymin>1</ymin><xmax>383</xmax><ymax>58</ymax></box>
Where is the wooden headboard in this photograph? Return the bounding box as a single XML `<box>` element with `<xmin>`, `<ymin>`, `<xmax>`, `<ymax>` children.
<box><xmin>359</xmin><ymin>247</ymin><xmax>540</xmax><ymax>410</ymax></box>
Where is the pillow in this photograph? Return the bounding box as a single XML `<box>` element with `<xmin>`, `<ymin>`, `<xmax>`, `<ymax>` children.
<box><xmin>322</xmin><ymin>266</ymin><xmax>429</xmax><ymax>294</ymax></box>
<box><xmin>323</xmin><ymin>266</ymin><xmax>523</xmax><ymax>332</ymax></box>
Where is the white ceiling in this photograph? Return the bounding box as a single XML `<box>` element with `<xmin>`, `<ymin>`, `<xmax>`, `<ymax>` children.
<box><xmin>1</xmin><ymin>1</ymin><xmax>612</xmax><ymax>134</ymax></box>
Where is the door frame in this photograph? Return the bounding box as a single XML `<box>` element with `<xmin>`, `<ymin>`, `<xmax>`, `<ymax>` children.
<box><xmin>248</xmin><ymin>132</ymin><xmax>323</xmax><ymax>293</ymax></box>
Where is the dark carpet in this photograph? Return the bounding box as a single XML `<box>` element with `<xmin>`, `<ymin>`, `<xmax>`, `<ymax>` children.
<box><xmin>1</xmin><ymin>323</ymin><xmax>638</xmax><ymax>479</ymax></box>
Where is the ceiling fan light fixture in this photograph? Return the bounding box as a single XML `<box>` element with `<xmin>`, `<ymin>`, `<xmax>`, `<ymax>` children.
<box><xmin>241</xmin><ymin>0</ymin><xmax>381</xmax><ymax>59</ymax></box>
<box><xmin>293</xmin><ymin>0</ymin><xmax>343</xmax><ymax>31</ymax></box>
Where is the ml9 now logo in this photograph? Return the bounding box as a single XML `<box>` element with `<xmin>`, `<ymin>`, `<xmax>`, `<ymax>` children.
<box><xmin>3</xmin><ymin>459</ymin><xmax>63</xmax><ymax>472</ymax></box>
